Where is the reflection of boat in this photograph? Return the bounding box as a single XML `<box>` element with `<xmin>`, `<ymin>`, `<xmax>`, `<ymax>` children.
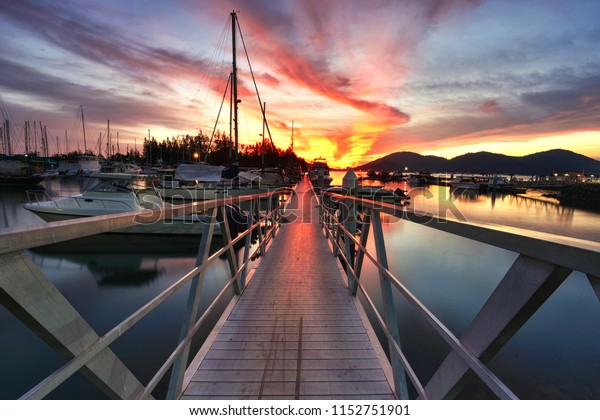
<box><xmin>308</xmin><ymin>157</ymin><xmax>333</xmax><ymax>187</ymax></box>
<box><xmin>23</xmin><ymin>173</ymin><xmax>245</xmax><ymax>237</ymax></box>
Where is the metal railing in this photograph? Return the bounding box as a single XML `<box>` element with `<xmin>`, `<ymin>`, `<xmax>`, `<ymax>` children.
<box><xmin>0</xmin><ymin>189</ymin><xmax>290</xmax><ymax>399</ymax></box>
<box><xmin>318</xmin><ymin>190</ymin><xmax>600</xmax><ymax>400</ymax></box>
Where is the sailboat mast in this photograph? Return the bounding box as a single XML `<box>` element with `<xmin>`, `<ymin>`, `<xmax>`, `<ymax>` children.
<box><xmin>231</xmin><ymin>11</ymin><xmax>239</xmax><ymax>165</ymax></box>
<box><xmin>80</xmin><ymin>105</ymin><xmax>87</xmax><ymax>153</ymax></box>
<box><xmin>262</xmin><ymin>101</ymin><xmax>266</xmax><ymax>168</ymax></box>
<box><xmin>291</xmin><ymin>120</ymin><xmax>294</xmax><ymax>151</ymax></box>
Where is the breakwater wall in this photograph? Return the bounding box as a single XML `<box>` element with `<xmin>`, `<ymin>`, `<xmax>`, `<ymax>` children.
<box><xmin>558</xmin><ymin>183</ymin><xmax>600</xmax><ymax>210</ymax></box>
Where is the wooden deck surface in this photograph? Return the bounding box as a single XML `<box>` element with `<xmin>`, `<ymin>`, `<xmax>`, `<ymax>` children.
<box><xmin>181</xmin><ymin>176</ymin><xmax>395</xmax><ymax>400</ymax></box>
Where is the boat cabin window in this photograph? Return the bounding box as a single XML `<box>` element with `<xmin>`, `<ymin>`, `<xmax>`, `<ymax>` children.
<box><xmin>86</xmin><ymin>178</ymin><xmax>132</xmax><ymax>193</ymax></box>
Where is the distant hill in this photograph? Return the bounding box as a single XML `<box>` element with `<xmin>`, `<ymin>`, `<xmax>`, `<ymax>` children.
<box><xmin>354</xmin><ymin>149</ymin><xmax>600</xmax><ymax>175</ymax></box>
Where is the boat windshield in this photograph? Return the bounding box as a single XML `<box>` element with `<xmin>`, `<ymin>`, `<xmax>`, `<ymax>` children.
<box><xmin>85</xmin><ymin>178</ymin><xmax>134</xmax><ymax>193</ymax></box>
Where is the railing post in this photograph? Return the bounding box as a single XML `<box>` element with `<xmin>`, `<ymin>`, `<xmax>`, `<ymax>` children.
<box><xmin>240</xmin><ymin>198</ymin><xmax>255</xmax><ymax>289</ymax></box>
<box><xmin>370</xmin><ymin>207</ymin><xmax>409</xmax><ymax>399</ymax></box>
<box><xmin>254</xmin><ymin>200</ymin><xmax>265</xmax><ymax>257</ymax></box>
<box><xmin>167</xmin><ymin>206</ymin><xmax>218</xmax><ymax>399</ymax></box>
<box><xmin>217</xmin><ymin>204</ymin><xmax>240</xmax><ymax>295</ymax></box>
<box><xmin>352</xmin><ymin>212</ymin><xmax>371</xmax><ymax>295</ymax></box>
<box><xmin>271</xmin><ymin>192</ymin><xmax>279</xmax><ymax>238</ymax></box>
<box><xmin>344</xmin><ymin>199</ymin><xmax>357</xmax><ymax>293</ymax></box>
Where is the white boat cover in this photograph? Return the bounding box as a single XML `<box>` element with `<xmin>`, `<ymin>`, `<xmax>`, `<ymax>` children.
<box><xmin>174</xmin><ymin>163</ymin><xmax>225</xmax><ymax>182</ymax></box>
<box><xmin>238</xmin><ymin>171</ymin><xmax>262</xmax><ymax>182</ymax></box>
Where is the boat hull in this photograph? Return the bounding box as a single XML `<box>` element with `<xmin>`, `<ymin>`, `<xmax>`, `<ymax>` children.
<box><xmin>24</xmin><ymin>205</ymin><xmax>221</xmax><ymax>237</ymax></box>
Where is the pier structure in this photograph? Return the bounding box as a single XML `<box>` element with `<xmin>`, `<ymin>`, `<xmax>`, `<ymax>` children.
<box><xmin>1</xmin><ymin>174</ymin><xmax>599</xmax><ymax>399</ymax></box>
<box><xmin>180</xmin><ymin>176</ymin><xmax>394</xmax><ymax>399</ymax></box>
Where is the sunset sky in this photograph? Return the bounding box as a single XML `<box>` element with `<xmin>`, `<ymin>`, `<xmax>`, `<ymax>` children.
<box><xmin>1</xmin><ymin>0</ymin><xmax>599</xmax><ymax>168</ymax></box>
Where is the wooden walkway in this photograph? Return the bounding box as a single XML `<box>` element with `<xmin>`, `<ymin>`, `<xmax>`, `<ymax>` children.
<box><xmin>181</xmin><ymin>176</ymin><xmax>395</xmax><ymax>400</ymax></box>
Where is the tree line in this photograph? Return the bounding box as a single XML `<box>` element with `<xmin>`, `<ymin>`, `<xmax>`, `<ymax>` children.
<box><xmin>142</xmin><ymin>130</ymin><xmax>307</xmax><ymax>170</ymax></box>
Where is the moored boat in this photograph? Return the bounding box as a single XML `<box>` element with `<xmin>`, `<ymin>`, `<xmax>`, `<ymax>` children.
<box><xmin>23</xmin><ymin>172</ymin><xmax>247</xmax><ymax>237</ymax></box>
<box><xmin>308</xmin><ymin>157</ymin><xmax>333</xmax><ymax>187</ymax></box>
<box><xmin>450</xmin><ymin>176</ymin><xmax>489</xmax><ymax>191</ymax></box>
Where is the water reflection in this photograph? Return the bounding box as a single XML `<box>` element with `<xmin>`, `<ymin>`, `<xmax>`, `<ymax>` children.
<box><xmin>330</xmin><ymin>171</ymin><xmax>598</xmax><ymax>241</ymax></box>
<box><xmin>329</xmin><ymin>171</ymin><xmax>600</xmax><ymax>398</ymax></box>
<box><xmin>3</xmin><ymin>174</ymin><xmax>600</xmax><ymax>399</ymax></box>
<box><xmin>30</xmin><ymin>252</ymin><xmax>166</xmax><ymax>286</ymax></box>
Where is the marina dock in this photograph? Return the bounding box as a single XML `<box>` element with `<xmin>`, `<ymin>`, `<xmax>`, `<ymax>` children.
<box><xmin>180</xmin><ymin>177</ymin><xmax>395</xmax><ymax>399</ymax></box>
<box><xmin>2</xmin><ymin>171</ymin><xmax>600</xmax><ymax>400</ymax></box>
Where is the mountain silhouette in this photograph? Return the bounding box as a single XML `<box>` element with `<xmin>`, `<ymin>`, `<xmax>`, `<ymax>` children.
<box><xmin>355</xmin><ymin>149</ymin><xmax>600</xmax><ymax>174</ymax></box>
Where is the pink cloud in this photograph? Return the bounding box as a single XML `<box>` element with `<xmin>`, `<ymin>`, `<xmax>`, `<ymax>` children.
<box><xmin>479</xmin><ymin>99</ymin><xmax>502</xmax><ymax>114</ymax></box>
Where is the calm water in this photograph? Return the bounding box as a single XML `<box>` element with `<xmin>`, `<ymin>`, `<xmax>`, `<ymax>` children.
<box><xmin>333</xmin><ymin>171</ymin><xmax>600</xmax><ymax>399</ymax></box>
<box><xmin>1</xmin><ymin>173</ymin><xmax>599</xmax><ymax>399</ymax></box>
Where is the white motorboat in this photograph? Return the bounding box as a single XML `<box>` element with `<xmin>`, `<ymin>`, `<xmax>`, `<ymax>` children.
<box><xmin>308</xmin><ymin>157</ymin><xmax>333</xmax><ymax>187</ymax></box>
<box><xmin>23</xmin><ymin>173</ymin><xmax>245</xmax><ymax>237</ymax></box>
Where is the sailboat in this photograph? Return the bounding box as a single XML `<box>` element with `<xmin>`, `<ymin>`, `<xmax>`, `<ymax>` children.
<box><xmin>158</xmin><ymin>11</ymin><xmax>288</xmax><ymax>203</ymax></box>
<box><xmin>55</xmin><ymin>106</ymin><xmax>101</xmax><ymax>176</ymax></box>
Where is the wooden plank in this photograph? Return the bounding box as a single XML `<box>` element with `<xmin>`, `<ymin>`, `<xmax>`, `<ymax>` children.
<box><xmin>210</xmin><ymin>340</ymin><xmax>375</xmax><ymax>351</ymax></box>
<box><xmin>184</xmin><ymin>380</ymin><xmax>393</xmax><ymax>397</ymax></box>
<box><xmin>180</xmin><ymin>176</ymin><xmax>395</xmax><ymax>400</ymax></box>
<box><xmin>191</xmin><ymin>369</ymin><xmax>388</xmax><ymax>383</ymax></box>
<box><xmin>215</xmin><ymin>333</ymin><xmax>371</xmax><ymax>342</ymax></box>
<box><xmin>203</xmin><ymin>349</ymin><xmax>380</xmax><ymax>360</ymax></box>
<box><xmin>218</xmin><ymin>325</ymin><xmax>367</xmax><ymax>334</ymax></box>
<box><xmin>222</xmin><ymin>319</ymin><xmax>365</xmax><ymax>327</ymax></box>
<box><xmin>198</xmin><ymin>358</ymin><xmax>386</xmax><ymax>371</ymax></box>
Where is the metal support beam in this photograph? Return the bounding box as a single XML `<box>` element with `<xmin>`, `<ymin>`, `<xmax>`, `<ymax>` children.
<box><xmin>344</xmin><ymin>201</ymin><xmax>357</xmax><ymax>294</ymax></box>
<box><xmin>424</xmin><ymin>254</ymin><xmax>572</xmax><ymax>399</ymax></box>
<box><xmin>370</xmin><ymin>208</ymin><xmax>409</xmax><ymax>399</ymax></box>
<box><xmin>0</xmin><ymin>251</ymin><xmax>149</xmax><ymax>399</ymax></box>
<box><xmin>217</xmin><ymin>204</ymin><xmax>240</xmax><ymax>295</ymax></box>
<box><xmin>353</xmin><ymin>212</ymin><xmax>371</xmax><ymax>294</ymax></box>
<box><xmin>240</xmin><ymin>199</ymin><xmax>255</xmax><ymax>289</ymax></box>
<box><xmin>167</xmin><ymin>206</ymin><xmax>218</xmax><ymax>399</ymax></box>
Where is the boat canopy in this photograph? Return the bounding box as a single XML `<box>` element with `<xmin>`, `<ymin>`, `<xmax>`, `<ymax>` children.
<box><xmin>174</xmin><ymin>163</ymin><xmax>225</xmax><ymax>182</ymax></box>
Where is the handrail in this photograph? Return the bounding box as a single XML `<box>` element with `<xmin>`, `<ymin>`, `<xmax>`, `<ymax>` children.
<box><xmin>318</xmin><ymin>190</ymin><xmax>600</xmax><ymax>399</ymax></box>
<box><xmin>327</xmin><ymin>194</ymin><xmax>600</xmax><ymax>277</ymax></box>
<box><xmin>0</xmin><ymin>187</ymin><xmax>291</xmax><ymax>399</ymax></box>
